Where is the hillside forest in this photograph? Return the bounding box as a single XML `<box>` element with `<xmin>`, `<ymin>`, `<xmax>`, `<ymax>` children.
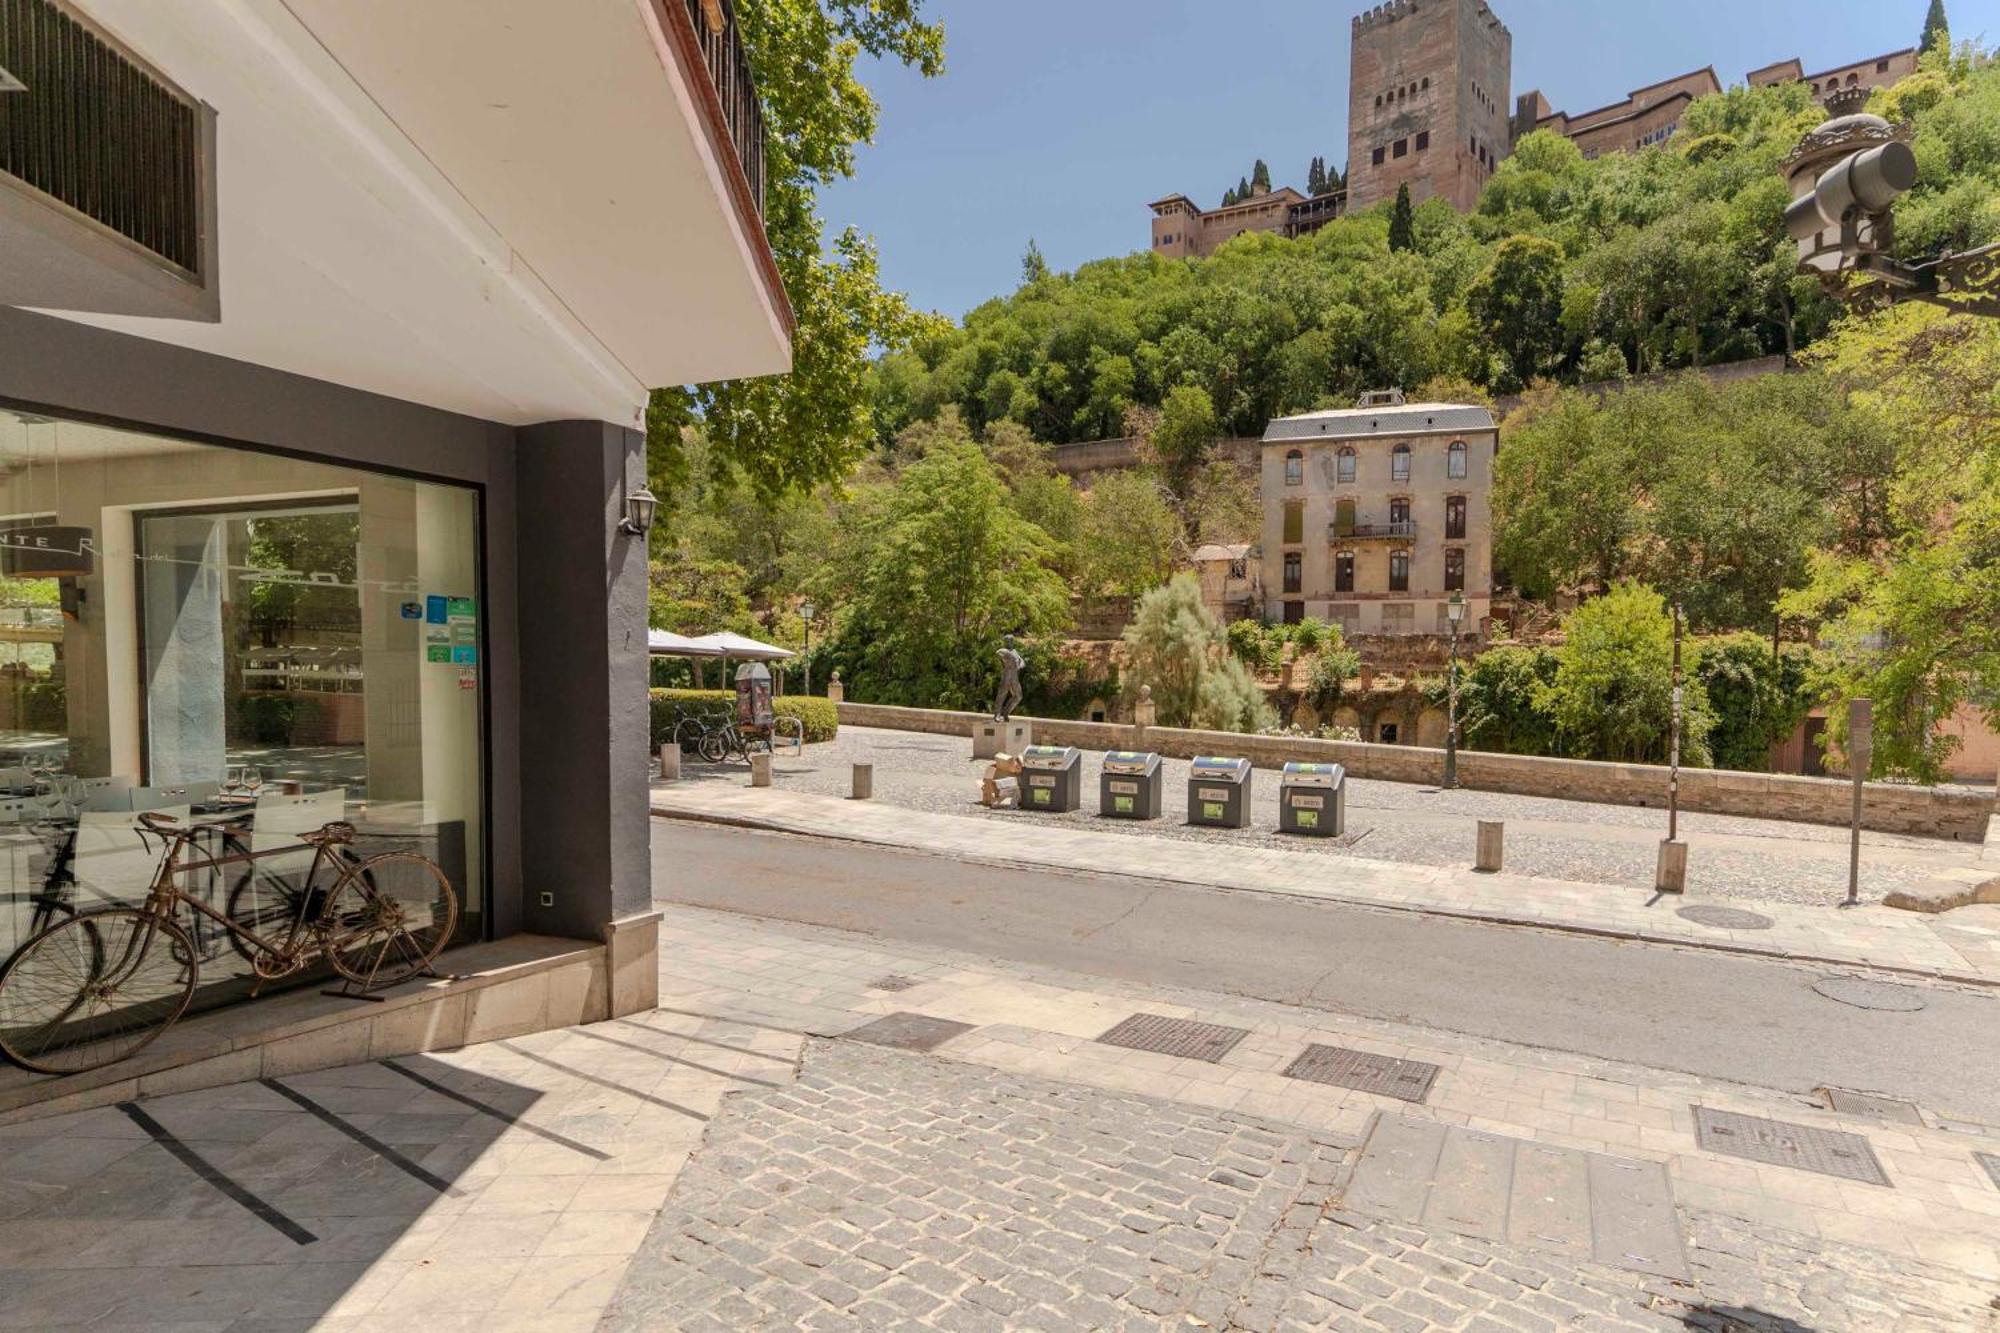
<box><xmin>652</xmin><ymin>23</ymin><xmax>2000</xmax><ymax>785</ymax></box>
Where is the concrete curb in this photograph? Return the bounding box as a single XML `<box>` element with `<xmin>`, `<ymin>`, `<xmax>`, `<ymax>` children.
<box><xmin>651</xmin><ymin>804</ymin><xmax>2000</xmax><ymax>993</ymax></box>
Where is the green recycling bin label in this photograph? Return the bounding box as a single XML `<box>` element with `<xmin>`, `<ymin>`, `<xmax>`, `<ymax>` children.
<box><xmin>1032</xmin><ymin>788</ymin><xmax>1051</xmax><ymax>805</ymax></box>
<box><xmin>1297</xmin><ymin>810</ymin><xmax>1319</xmax><ymax>829</ymax></box>
<box><xmin>1114</xmin><ymin>795</ymin><xmax>1133</xmax><ymax>813</ymax></box>
<box><xmin>1203</xmin><ymin>802</ymin><xmax>1225</xmax><ymax>820</ymax></box>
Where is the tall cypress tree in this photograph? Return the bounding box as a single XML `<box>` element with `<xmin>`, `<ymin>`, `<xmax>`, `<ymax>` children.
<box><xmin>1922</xmin><ymin>0</ymin><xmax>1950</xmax><ymax>54</ymax></box>
<box><xmin>1306</xmin><ymin>157</ymin><xmax>1325</xmax><ymax>195</ymax></box>
<box><xmin>1388</xmin><ymin>183</ymin><xmax>1416</xmax><ymax>252</ymax></box>
<box><xmin>1251</xmin><ymin>159</ymin><xmax>1272</xmax><ymax>193</ymax></box>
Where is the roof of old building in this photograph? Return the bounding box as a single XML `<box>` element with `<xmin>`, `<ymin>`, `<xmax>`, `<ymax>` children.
<box><xmin>1262</xmin><ymin>403</ymin><xmax>1496</xmax><ymax>442</ymax></box>
<box><xmin>1191</xmin><ymin>543</ymin><xmax>1253</xmax><ymax>563</ymax></box>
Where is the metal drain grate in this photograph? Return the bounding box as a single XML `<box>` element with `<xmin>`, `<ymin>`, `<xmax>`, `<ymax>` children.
<box><xmin>1821</xmin><ymin>1088</ymin><xmax>1924</xmax><ymax>1126</ymax></box>
<box><xmin>1096</xmin><ymin>1013</ymin><xmax>1250</xmax><ymax>1063</ymax></box>
<box><xmin>1693</xmin><ymin>1106</ymin><xmax>1890</xmax><ymax>1185</ymax></box>
<box><xmin>1977</xmin><ymin>1153</ymin><xmax>2000</xmax><ymax>1192</ymax></box>
<box><xmin>867</xmin><ymin>975</ymin><xmax>920</xmax><ymax>992</ymax></box>
<box><xmin>844</xmin><ymin>1012</ymin><xmax>975</xmax><ymax>1052</ymax></box>
<box><xmin>1676</xmin><ymin>905</ymin><xmax>1774</xmax><ymax>931</ymax></box>
<box><xmin>1283</xmin><ymin>1044</ymin><xmax>1440</xmax><ymax>1103</ymax></box>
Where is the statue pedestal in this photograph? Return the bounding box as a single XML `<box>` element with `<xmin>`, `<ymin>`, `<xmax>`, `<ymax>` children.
<box><xmin>974</xmin><ymin>719</ymin><xmax>1033</xmax><ymax>760</ymax></box>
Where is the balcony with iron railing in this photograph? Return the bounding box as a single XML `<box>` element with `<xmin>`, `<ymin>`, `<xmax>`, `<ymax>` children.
<box><xmin>1329</xmin><ymin>519</ymin><xmax>1416</xmax><ymax>542</ymax></box>
<box><xmin>682</xmin><ymin>0</ymin><xmax>765</xmax><ymax>218</ymax></box>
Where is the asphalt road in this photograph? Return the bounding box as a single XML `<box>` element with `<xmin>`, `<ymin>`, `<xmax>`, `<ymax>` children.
<box><xmin>653</xmin><ymin>820</ymin><xmax>2000</xmax><ymax>1119</ymax></box>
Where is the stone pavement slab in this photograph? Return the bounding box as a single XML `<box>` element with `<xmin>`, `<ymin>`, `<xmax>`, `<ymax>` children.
<box><xmin>0</xmin><ymin>1010</ymin><xmax>805</xmax><ymax>1331</ymax></box>
<box><xmin>654</xmin><ymin>781</ymin><xmax>2000</xmax><ymax>989</ymax></box>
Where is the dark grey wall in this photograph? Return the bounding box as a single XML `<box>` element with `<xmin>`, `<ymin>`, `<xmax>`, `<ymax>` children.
<box><xmin>515</xmin><ymin>420</ymin><xmax>653</xmax><ymax>936</ymax></box>
<box><xmin>0</xmin><ymin>307</ymin><xmax>651</xmax><ymax>944</ymax></box>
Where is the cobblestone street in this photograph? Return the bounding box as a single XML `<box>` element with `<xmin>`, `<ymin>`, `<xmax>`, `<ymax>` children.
<box><xmin>681</xmin><ymin>728</ymin><xmax>1970</xmax><ymax>907</ymax></box>
<box><xmin>606</xmin><ymin>1036</ymin><xmax>1992</xmax><ymax>1332</ymax></box>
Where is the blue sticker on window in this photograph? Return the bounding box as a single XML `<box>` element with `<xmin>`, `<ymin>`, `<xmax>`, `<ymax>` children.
<box><xmin>451</xmin><ymin>645</ymin><xmax>478</xmax><ymax>665</ymax></box>
<box><xmin>400</xmin><ymin>602</ymin><xmax>423</xmax><ymax>620</ymax></box>
<box><xmin>426</xmin><ymin>595</ymin><xmax>448</xmax><ymax>624</ymax></box>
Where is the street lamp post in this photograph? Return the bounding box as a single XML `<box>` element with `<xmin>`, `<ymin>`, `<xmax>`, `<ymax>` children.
<box><xmin>800</xmin><ymin>600</ymin><xmax>815</xmax><ymax>696</ymax></box>
<box><xmin>1443</xmin><ymin>591</ymin><xmax>1466</xmax><ymax>790</ymax></box>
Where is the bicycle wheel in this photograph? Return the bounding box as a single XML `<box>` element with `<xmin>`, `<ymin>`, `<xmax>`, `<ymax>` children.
<box><xmin>0</xmin><ymin>908</ymin><xmax>197</xmax><ymax>1075</ymax></box>
<box><xmin>319</xmin><ymin>853</ymin><xmax>458</xmax><ymax>991</ymax></box>
<box><xmin>221</xmin><ymin>833</ymin><xmax>309</xmax><ymax>968</ymax></box>
<box><xmin>698</xmin><ymin>730</ymin><xmax>728</xmax><ymax>764</ymax></box>
<box><xmin>673</xmin><ymin>718</ymin><xmax>707</xmax><ymax>754</ymax></box>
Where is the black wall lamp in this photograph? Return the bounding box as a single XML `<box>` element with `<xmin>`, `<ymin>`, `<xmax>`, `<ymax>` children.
<box><xmin>620</xmin><ymin>483</ymin><xmax>659</xmax><ymax>537</ymax></box>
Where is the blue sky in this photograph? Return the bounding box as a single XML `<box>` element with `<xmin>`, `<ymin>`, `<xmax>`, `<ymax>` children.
<box><xmin>819</xmin><ymin>0</ymin><xmax>1999</xmax><ymax>318</ymax></box>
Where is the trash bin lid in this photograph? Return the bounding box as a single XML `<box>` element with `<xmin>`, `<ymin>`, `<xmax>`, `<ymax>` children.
<box><xmin>1282</xmin><ymin>761</ymin><xmax>1344</xmax><ymax>788</ymax></box>
<box><xmin>1101</xmin><ymin>751</ymin><xmax>1160</xmax><ymax>775</ymax></box>
<box><xmin>1020</xmin><ymin>745</ymin><xmax>1081</xmax><ymax>769</ymax></box>
<box><xmin>1189</xmin><ymin>756</ymin><xmax>1252</xmax><ymax>782</ymax></box>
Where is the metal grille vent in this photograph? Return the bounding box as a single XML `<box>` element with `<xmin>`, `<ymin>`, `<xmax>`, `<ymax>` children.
<box><xmin>0</xmin><ymin>0</ymin><xmax>204</xmax><ymax>274</ymax></box>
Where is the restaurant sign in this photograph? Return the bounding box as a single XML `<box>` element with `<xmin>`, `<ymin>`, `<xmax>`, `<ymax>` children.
<box><xmin>0</xmin><ymin>526</ymin><xmax>94</xmax><ymax>577</ymax></box>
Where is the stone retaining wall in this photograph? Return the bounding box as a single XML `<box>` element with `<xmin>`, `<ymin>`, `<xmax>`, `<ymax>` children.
<box><xmin>836</xmin><ymin>702</ymin><xmax>1994</xmax><ymax>842</ymax></box>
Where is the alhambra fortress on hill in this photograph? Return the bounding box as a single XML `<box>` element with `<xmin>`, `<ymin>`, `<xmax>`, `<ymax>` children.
<box><xmin>1149</xmin><ymin>0</ymin><xmax>1919</xmax><ymax>257</ymax></box>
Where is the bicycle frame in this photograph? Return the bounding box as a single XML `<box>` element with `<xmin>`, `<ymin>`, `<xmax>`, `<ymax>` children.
<box><xmin>138</xmin><ymin>824</ymin><xmax>346</xmax><ymax>972</ymax></box>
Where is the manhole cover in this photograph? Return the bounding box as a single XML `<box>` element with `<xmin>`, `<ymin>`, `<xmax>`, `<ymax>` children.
<box><xmin>868</xmin><ymin>975</ymin><xmax>920</xmax><ymax>992</ymax></box>
<box><xmin>1676</xmin><ymin>905</ymin><xmax>1774</xmax><ymax>931</ymax></box>
<box><xmin>1977</xmin><ymin>1153</ymin><xmax>2000</xmax><ymax>1191</ymax></box>
<box><xmin>1693</xmin><ymin>1106</ymin><xmax>1890</xmax><ymax>1185</ymax></box>
<box><xmin>1812</xmin><ymin>976</ymin><xmax>1928</xmax><ymax>1012</ymax></box>
<box><xmin>1283</xmin><ymin>1044</ymin><xmax>1440</xmax><ymax>1103</ymax></box>
<box><xmin>1821</xmin><ymin>1088</ymin><xmax>1925</xmax><ymax>1125</ymax></box>
<box><xmin>1096</xmin><ymin>1013</ymin><xmax>1250</xmax><ymax>1063</ymax></box>
<box><xmin>844</xmin><ymin>1012</ymin><xmax>975</xmax><ymax>1052</ymax></box>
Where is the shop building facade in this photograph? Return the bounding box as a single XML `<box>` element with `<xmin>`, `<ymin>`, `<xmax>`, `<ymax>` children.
<box><xmin>0</xmin><ymin>0</ymin><xmax>790</xmax><ymax>1086</ymax></box>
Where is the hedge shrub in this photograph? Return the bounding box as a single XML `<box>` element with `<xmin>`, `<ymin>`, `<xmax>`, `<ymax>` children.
<box><xmin>648</xmin><ymin>689</ymin><xmax>838</xmax><ymax>749</ymax></box>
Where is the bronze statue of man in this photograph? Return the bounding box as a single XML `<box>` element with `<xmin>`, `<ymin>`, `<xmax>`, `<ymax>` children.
<box><xmin>993</xmin><ymin>635</ymin><xmax>1024</xmax><ymax>721</ymax></box>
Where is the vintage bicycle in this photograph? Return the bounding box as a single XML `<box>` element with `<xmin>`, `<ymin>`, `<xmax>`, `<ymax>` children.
<box><xmin>0</xmin><ymin>810</ymin><xmax>457</xmax><ymax>1075</ymax></box>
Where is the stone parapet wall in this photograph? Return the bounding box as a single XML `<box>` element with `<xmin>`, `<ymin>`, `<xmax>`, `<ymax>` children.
<box><xmin>835</xmin><ymin>702</ymin><xmax>1994</xmax><ymax>842</ymax></box>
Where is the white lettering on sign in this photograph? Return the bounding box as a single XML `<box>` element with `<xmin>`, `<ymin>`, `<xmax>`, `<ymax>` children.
<box><xmin>1292</xmin><ymin>794</ymin><xmax>1325</xmax><ymax>810</ymax></box>
<box><xmin>1108</xmin><ymin>780</ymin><xmax>1138</xmax><ymax>794</ymax></box>
<box><xmin>1028</xmin><ymin>775</ymin><xmax>1055</xmax><ymax>787</ymax></box>
<box><xmin>1198</xmin><ymin>787</ymin><xmax>1230</xmax><ymax>802</ymax></box>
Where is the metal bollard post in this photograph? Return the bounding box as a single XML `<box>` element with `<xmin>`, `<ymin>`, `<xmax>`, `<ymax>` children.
<box><xmin>1475</xmin><ymin>820</ymin><xmax>1503</xmax><ymax>873</ymax></box>
<box><xmin>851</xmin><ymin>762</ymin><xmax>874</xmax><ymax>800</ymax></box>
<box><xmin>659</xmin><ymin>743</ymin><xmax>681</xmax><ymax>781</ymax></box>
<box><xmin>750</xmin><ymin>752</ymin><xmax>772</xmax><ymax>788</ymax></box>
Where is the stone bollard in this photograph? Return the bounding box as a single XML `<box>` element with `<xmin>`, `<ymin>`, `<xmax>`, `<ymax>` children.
<box><xmin>851</xmin><ymin>762</ymin><xmax>873</xmax><ymax>800</ymax></box>
<box><xmin>750</xmin><ymin>752</ymin><xmax>772</xmax><ymax>788</ymax></box>
<box><xmin>827</xmin><ymin>670</ymin><xmax>844</xmax><ymax>705</ymax></box>
<box><xmin>1655</xmin><ymin>839</ymin><xmax>1688</xmax><ymax>893</ymax></box>
<box><xmin>1475</xmin><ymin>820</ymin><xmax>1503</xmax><ymax>873</ymax></box>
<box><xmin>659</xmin><ymin>743</ymin><xmax>681</xmax><ymax>782</ymax></box>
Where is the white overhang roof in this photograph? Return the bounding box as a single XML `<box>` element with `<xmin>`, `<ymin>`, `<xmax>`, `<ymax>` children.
<box><xmin>38</xmin><ymin>0</ymin><xmax>791</xmax><ymax>426</ymax></box>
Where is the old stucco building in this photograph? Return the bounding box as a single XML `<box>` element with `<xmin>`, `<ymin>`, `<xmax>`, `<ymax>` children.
<box><xmin>1259</xmin><ymin>392</ymin><xmax>1497</xmax><ymax>638</ymax></box>
<box><xmin>1148</xmin><ymin>0</ymin><xmax>1922</xmax><ymax>251</ymax></box>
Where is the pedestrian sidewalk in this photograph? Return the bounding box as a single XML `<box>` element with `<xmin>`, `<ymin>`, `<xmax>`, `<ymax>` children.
<box><xmin>643</xmin><ymin>903</ymin><xmax>2000</xmax><ymax>1329</ymax></box>
<box><xmin>653</xmin><ymin>781</ymin><xmax>2000</xmax><ymax>989</ymax></box>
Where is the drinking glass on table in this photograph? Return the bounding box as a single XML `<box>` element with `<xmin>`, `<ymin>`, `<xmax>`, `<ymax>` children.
<box><xmin>243</xmin><ymin>768</ymin><xmax>264</xmax><ymax>798</ymax></box>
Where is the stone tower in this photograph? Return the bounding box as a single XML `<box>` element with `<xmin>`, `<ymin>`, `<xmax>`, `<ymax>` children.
<box><xmin>1346</xmin><ymin>0</ymin><xmax>1512</xmax><ymax>214</ymax></box>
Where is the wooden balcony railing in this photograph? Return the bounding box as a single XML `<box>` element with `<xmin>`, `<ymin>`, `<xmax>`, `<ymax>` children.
<box><xmin>1329</xmin><ymin>520</ymin><xmax>1416</xmax><ymax>542</ymax></box>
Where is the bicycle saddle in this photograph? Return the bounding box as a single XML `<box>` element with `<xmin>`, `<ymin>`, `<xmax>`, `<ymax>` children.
<box><xmin>295</xmin><ymin>820</ymin><xmax>356</xmax><ymax>847</ymax></box>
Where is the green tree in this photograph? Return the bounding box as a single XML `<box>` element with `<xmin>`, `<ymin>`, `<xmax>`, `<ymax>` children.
<box><xmin>1120</xmin><ymin>575</ymin><xmax>1272</xmax><ymax>731</ymax></box>
<box><xmin>831</xmin><ymin>429</ymin><xmax>1070</xmax><ymax>709</ymax></box>
<box><xmin>1466</xmin><ymin>235</ymin><xmax>1567</xmax><ymax>388</ymax></box>
<box><xmin>648</xmin><ymin>1</ymin><xmax>946</xmax><ymax>508</ymax></box>
<box><xmin>1695</xmin><ymin>634</ymin><xmax>1821</xmax><ymax>772</ymax></box>
<box><xmin>1923</xmin><ymin>0</ymin><xmax>1950</xmax><ymax>54</ymax></box>
<box><xmin>1491</xmin><ymin>389</ymin><xmax>1640</xmax><ymax>598</ymax></box>
<box><xmin>1077</xmin><ymin>470</ymin><xmax>1179</xmax><ymax>603</ymax></box>
<box><xmin>1457</xmin><ymin>646</ymin><xmax>1560</xmax><ymax>756</ymax></box>
<box><xmin>1021</xmin><ymin>237</ymin><xmax>1049</xmax><ymax>285</ymax></box>
<box><xmin>1388</xmin><ymin>183</ymin><xmax>1416</xmax><ymax>252</ymax></box>
<box><xmin>1538</xmin><ymin>583</ymin><xmax>1712</xmax><ymax>764</ymax></box>
<box><xmin>1139</xmin><ymin>384</ymin><xmax>1222</xmax><ymax>507</ymax></box>
<box><xmin>1306</xmin><ymin>157</ymin><xmax>1326</xmax><ymax>195</ymax></box>
<box><xmin>1780</xmin><ymin>301</ymin><xmax>2000</xmax><ymax>781</ymax></box>
<box><xmin>648</xmin><ymin>555</ymin><xmax>755</xmax><ymax>635</ymax></box>
<box><xmin>1252</xmin><ymin>159</ymin><xmax>1273</xmax><ymax>193</ymax></box>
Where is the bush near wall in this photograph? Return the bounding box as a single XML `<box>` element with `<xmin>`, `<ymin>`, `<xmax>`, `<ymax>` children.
<box><xmin>647</xmin><ymin>689</ymin><xmax>838</xmax><ymax>748</ymax></box>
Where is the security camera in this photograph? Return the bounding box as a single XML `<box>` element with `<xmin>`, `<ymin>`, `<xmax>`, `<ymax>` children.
<box><xmin>1785</xmin><ymin>141</ymin><xmax>1919</xmax><ymax>243</ymax></box>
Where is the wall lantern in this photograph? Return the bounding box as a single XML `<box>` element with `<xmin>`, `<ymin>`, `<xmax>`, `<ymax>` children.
<box><xmin>620</xmin><ymin>483</ymin><xmax>659</xmax><ymax>537</ymax></box>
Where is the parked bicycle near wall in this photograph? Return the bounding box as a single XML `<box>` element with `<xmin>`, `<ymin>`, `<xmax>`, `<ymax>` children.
<box><xmin>0</xmin><ymin>812</ymin><xmax>457</xmax><ymax>1075</ymax></box>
